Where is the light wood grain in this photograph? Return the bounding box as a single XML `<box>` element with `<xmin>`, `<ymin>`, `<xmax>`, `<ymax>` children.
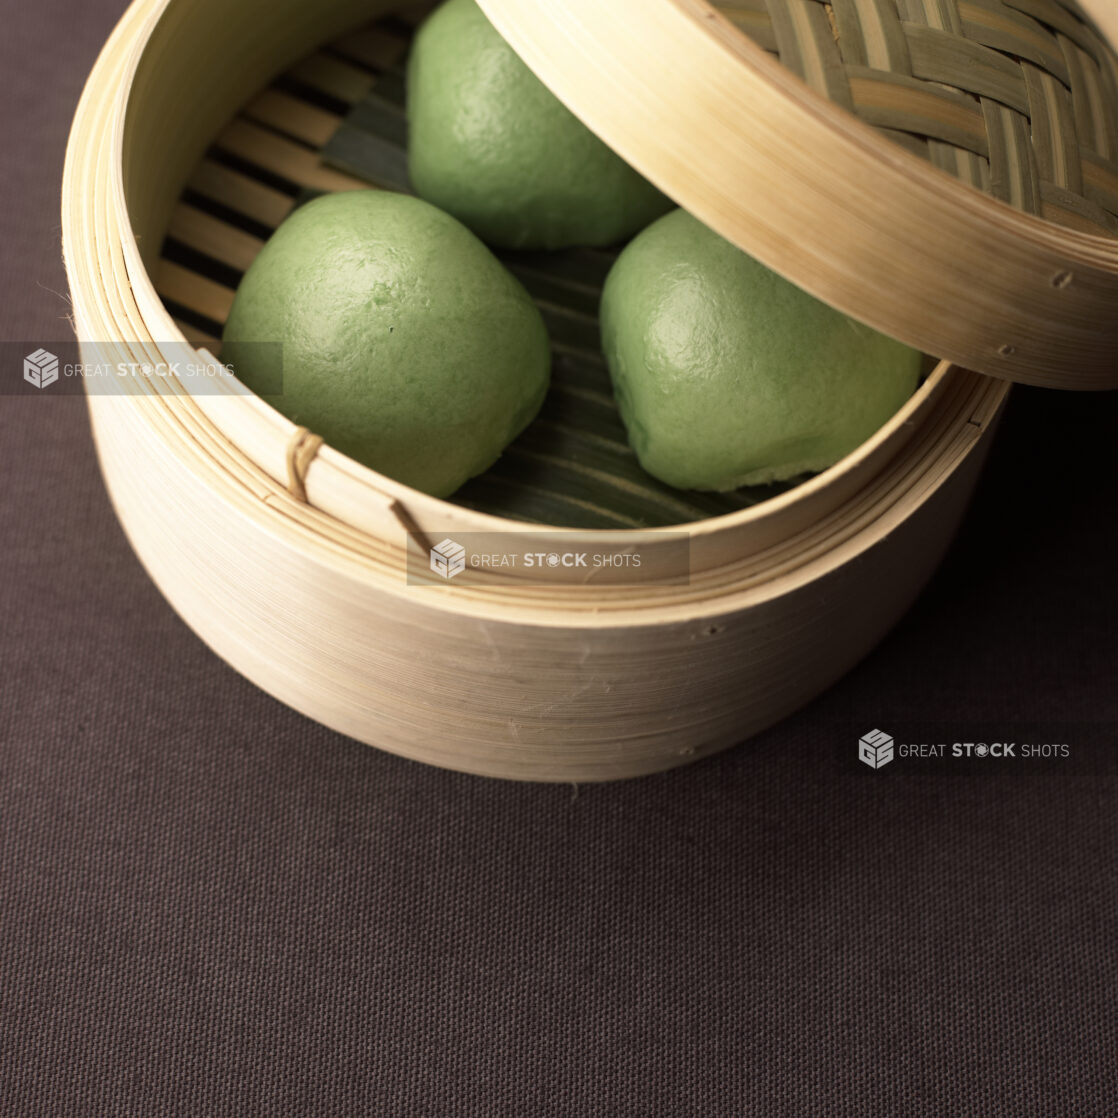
<box><xmin>214</xmin><ymin>119</ymin><xmax>370</xmax><ymax>194</ymax></box>
<box><xmin>187</xmin><ymin>160</ymin><xmax>295</xmax><ymax>228</ymax></box>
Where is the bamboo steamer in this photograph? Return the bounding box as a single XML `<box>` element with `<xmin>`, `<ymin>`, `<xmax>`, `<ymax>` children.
<box><xmin>61</xmin><ymin>0</ymin><xmax>1117</xmax><ymax>780</ymax></box>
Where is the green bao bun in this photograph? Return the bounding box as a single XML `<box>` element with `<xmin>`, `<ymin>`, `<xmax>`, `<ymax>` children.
<box><xmin>222</xmin><ymin>190</ymin><xmax>550</xmax><ymax>498</ymax></box>
<box><xmin>600</xmin><ymin>210</ymin><xmax>923</xmax><ymax>492</ymax></box>
<box><xmin>406</xmin><ymin>0</ymin><xmax>673</xmax><ymax>250</ymax></box>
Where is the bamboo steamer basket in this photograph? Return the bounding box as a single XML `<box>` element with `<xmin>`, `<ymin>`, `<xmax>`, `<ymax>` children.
<box><xmin>61</xmin><ymin>0</ymin><xmax>1118</xmax><ymax>780</ymax></box>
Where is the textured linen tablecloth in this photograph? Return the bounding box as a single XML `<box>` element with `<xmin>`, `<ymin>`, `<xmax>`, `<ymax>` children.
<box><xmin>1</xmin><ymin>2</ymin><xmax>1116</xmax><ymax>1114</ymax></box>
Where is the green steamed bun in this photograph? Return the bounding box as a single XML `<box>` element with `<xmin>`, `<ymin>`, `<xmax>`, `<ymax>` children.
<box><xmin>600</xmin><ymin>209</ymin><xmax>922</xmax><ymax>491</ymax></box>
<box><xmin>223</xmin><ymin>190</ymin><xmax>551</xmax><ymax>497</ymax></box>
<box><xmin>407</xmin><ymin>0</ymin><xmax>673</xmax><ymax>250</ymax></box>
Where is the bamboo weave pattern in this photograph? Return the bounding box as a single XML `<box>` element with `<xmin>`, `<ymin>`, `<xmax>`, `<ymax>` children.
<box><xmin>710</xmin><ymin>0</ymin><xmax>1118</xmax><ymax>236</ymax></box>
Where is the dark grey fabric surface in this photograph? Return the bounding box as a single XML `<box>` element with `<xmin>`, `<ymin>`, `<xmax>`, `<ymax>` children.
<box><xmin>2</xmin><ymin>2</ymin><xmax>1116</xmax><ymax>1114</ymax></box>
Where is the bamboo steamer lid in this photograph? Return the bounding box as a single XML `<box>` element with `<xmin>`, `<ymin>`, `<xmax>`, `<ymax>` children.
<box><xmin>478</xmin><ymin>0</ymin><xmax>1118</xmax><ymax>390</ymax></box>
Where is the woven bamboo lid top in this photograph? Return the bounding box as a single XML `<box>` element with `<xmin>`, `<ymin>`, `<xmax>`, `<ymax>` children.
<box><xmin>715</xmin><ymin>0</ymin><xmax>1118</xmax><ymax>239</ymax></box>
<box><xmin>479</xmin><ymin>0</ymin><xmax>1118</xmax><ymax>389</ymax></box>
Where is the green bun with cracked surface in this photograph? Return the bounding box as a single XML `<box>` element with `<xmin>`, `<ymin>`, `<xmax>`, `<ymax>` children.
<box><xmin>406</xmin><ymin>0</ymin><xmax>673</xmax><ymax>250</ymax></box>
<box><xmin>222</xmin><ymin>190</ymin><xmax>550</xmax><ymax>498</ymax></box>
<box><xmin>600</xmin><ymin>209</ymin><xmax>923</xmax><ymax>492</ymax></box>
